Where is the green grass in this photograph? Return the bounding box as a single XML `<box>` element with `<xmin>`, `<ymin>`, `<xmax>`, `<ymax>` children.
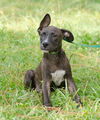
<box><xmin>0</xmin><ymin>0</ymin><xmax>100</xmax><ymax>119</ymax></box>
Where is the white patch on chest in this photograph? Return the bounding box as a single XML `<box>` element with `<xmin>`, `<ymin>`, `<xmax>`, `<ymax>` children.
<box><xmin>51</xmin><ymin>70</ymin><xmax>65</xmax><ymax>86</ymax></box>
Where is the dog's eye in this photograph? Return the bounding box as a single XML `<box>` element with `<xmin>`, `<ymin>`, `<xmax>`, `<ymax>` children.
<box><xmin>42</xmin><ymin>32</ymin><xmax>46</xmax><ymax>36</ymax></box>
<box><xmin>51</xmin><ymin>32</ymin><xmax>57</xmax><ymax>37</ymax></box>
<box><xmin>54</xmin><ymin>34</ymin><xmax>57</xmax><ymax>37</ymax></box>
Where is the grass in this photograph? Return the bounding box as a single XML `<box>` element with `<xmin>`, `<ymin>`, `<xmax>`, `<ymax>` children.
<box><xmin>0</xmin><ymin>0</ymin><xmax>100</xmax><ymax>119</ymax></box>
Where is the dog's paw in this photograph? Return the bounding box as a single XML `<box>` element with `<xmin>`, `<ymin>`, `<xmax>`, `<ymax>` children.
<box><xmin>76</xmin><ymin>102</ymin><xmax>83</xmax><ymax>108</ymax></box>
<box><xmin>43</xmin><ymin>103</ymin><xmax>52</xmax><ymax>107</ymax></box>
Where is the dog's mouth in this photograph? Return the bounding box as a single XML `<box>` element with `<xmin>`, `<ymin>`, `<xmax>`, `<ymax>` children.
<box><xmin>41</xmin><ymin>47</ymin><xmax>49</xmax><ymax>53</ymax></box>
<box><xmin>42</xmin><ymin>50</ymin><xmax>49</xmax><ymax>53</ymax></box>
<box><xmin>40</xmin><ymin>45</ymin><xmax>59</xmax><ymax>53</ymax></box>
<box><xmin>40</xmin><ymin>45</ymin><xmax>50</xmax><ymax>51</ymax></box>
<box><xmin>41</xmin><ymin>48</ymin><xmax>59</xmax><ymax>54</ymax></box>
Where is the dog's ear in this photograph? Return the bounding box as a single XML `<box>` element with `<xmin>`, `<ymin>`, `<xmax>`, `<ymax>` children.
<box><xmin>61</xmin><ymin>29</ymin><xmax>74</xmax><ymax>42</ymax></box>
<box><xmin>38</xmin><ymin>14</ymin><xmax>51</xmax><ymax>34</ymax></box>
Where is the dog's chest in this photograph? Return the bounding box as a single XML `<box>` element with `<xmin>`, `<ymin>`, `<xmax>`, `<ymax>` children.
<box><xmin>51</xmin><ymin>70</ymin><xmax>65</xmax><ymax>86</ymax></box>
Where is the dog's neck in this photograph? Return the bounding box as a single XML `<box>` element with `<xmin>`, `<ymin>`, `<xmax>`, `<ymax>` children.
<box><xmin>43</xmin><ymin>49</ymin><xmax>64</xmax><ymax>60</ymax></box>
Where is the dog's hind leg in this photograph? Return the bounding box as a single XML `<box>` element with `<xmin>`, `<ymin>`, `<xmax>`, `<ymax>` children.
<box><xmin>24</xmin><ymin>70</ymin><xmax>36</xmax><ymax>90</ymax></box>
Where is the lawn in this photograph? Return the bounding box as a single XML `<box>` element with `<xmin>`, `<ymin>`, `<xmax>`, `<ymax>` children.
<box><xmin>0</xmin><ymin>0</ymin><xmax>100</xmax><ymax>119</ymax></box>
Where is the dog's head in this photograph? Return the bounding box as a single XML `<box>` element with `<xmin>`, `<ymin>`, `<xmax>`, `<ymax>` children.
<box><xmin>38</xmin><ymin>14</ymin><xmax>74</xmax><ymax>53</ymax></box>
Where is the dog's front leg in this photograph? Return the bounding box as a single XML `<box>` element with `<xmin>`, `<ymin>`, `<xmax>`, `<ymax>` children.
<box><xmin>42</xmin><ymin>68</ymin><xmax>52</xmax><ymax>107</ymax></box>
<box><xmin>65</xmin><ymin>75</ymin><xmax>82</xmax><ymax>106</ymax></box>
<box><xmin>42</xmin><ymin>79</ymin><xmax>51</xmax><ymax>107</ymax></box>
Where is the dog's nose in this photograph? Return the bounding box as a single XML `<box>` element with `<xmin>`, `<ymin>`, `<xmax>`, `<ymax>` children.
<box><xmin>42</xmin><ymin>42</ymin><xmax>49</xmax><ymax>48</ymax></box>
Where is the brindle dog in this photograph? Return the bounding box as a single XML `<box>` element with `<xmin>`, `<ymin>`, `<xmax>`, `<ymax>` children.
<box><xmin>24</xmin><ymin>14</ymin><xmax>82</xmax><ymax>107</ymax></box>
